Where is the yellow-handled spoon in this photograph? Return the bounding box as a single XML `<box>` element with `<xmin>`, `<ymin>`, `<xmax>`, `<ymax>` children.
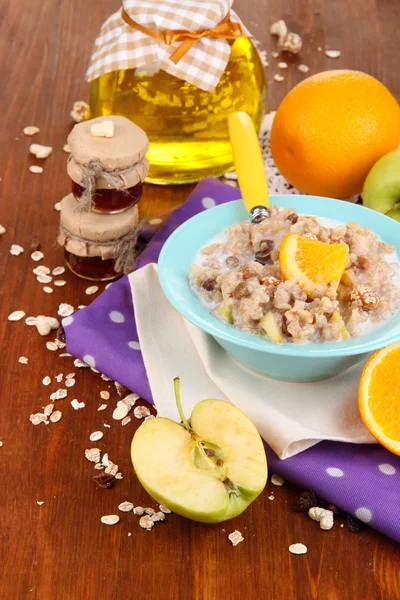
<box><xmin>228</xmin><ymin>111</ymin><xmax>270</xmax><ymax>224</ymax></box>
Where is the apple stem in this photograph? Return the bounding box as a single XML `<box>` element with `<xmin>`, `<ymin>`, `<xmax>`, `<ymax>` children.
<box><xmin>173</xmin><ymin>377</ymin><xmax>191</xmax><ymax>432</ymax></box>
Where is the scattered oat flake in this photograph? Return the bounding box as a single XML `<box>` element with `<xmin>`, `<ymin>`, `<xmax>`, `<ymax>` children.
<box><xmin>65</xmin><ymin>372</ymin><xmax>75</xmax><ymax>379</ymax></box>
<box><xmin>145</xmin><ymin>507</ymin><xmax>156</xmax><ymax>516</ymax></box>
<box><xmin>298</xmin><ymin>64</ymin><xmax>309</xmax><ymax>73</ymax></box>
<box><xmin>151</xmin><ymin>512</ymin><xmax>165</xmax><ymax>523</ymax></box>
<box><xmin>18</xmin><ymin>356</ymin><xmax>28</xmax><ymax>364</ymax></box>
<box><xmin>289</xmin><ymin>543</ymin><xmax>308</xmax><ymax>555</ymax></box>
<box><xmin>94</xmin><ymin>463</ymin><xmax>104</xmax><ymax>470</ymax></box>
<box><xmin>33</xmin><ymin>265</ymin><xmax>50</xmax><ymax>275</ymax></box>
<box><xmin>50</xmin><ymin>410</ymin><xmax>62</xmax><ymax>423</ymax></box>
<box><xmin>134</xmin><ymin>405</ymin><xmax>151</xmax><ymax>419</ymax></box>
<box><xmin>101</xmin><ymin>374</ymin><xmax>112</xmax><ymax>381</ymax></box>
<box><xmin>43</xmin><ymin>286</ymin><xmax>53</xmax><ymax>294</ymax></box>
<box><xmin>10</xmin><ymin>244</ymin><xmax>24</xmax><ymax>255</ymax></box>
<box><xmin>128</xmin><ymin>532</ymin><xmax>131</xmax><ymax>537</ymax></box>
<box><xmin>74</xmin><ymin>358</ymin><xmax>89</xmax><ymax>368</ymax></box>
<box><xmin>23</xmin><ymin>126</ymin><xmax>40</xmax><ymax>136</ymax></box>
<box><xmin>122</xmin><ymin>393</ymin><xmax>139</xmax><ymax>407</ymax></box>
<box><xmin>115</xmin><ymin>472</ymin><xmax>123</xmax><ymax>480</ymax></box>
<box><xmin>0</xmin><ymin>442</ymin><xmax>3</xmax><ymax>447</ymax></box>
<box><xmin>101</xmin><ymin>515</ymin><xmax>119</xmax><ymax>526</ymax></box>
<box><xmin>30</xmin><ymin>143</ymin><xmax>53</xmax><ymax>159</ymax></box>
<box><xmin>91</xmin><ymin>367</ymin><xmax>100</xmax><ymax>374</ymax></box>
<box><xmin>25</xmin><ymin>316</ymin><xmax>37</xmax><ymax>326</ymax></box>
<box><xmin>8</xmin><ymin>310</ymin><xmax>26</xmax><ymax>321</ymax></box>
<box><xmin>55</xmin><ymin>373</ymin><xmax>63</xmax><ymax>382</ymax></box>
<box><xmin>78</xmin><ymin>305</ymin><xmax>86</xmax><ymax>309</ymax></box>
<box><xmin>272</xmin><ymin>51</ymin><xmax>279</xmax><ymax>58</ymax></box>
<box><xmin>29</xmin><ymin>165</ymin><xmax>43</xmax><ymax>174</ymax></box>
<box><xmin>85</xmin><ymin>448</ymin><xmax>101</xmax><ymax>463</ymax></box>
<box><xmin>59</xmin><ymin>353</ymin><xmax>71</xmax><ymax>357</ymax></box>
<box><xmin>268</xmin><ymin>494</ymin><xmax>275</xmax><ymax>500</ymax></box>
<box><xmin>325</xmin><ymin>50</ymin><xmax>341</xmax><ymax>58</ymax></box>
<box><xmin>89</xmin><ymin>431</ymin><xmax>103</xmax><ymax>442</ymax></box>
<box><xmin>44</xmin><ymin>404</ymin><xmax>54</xmax><ymax>417</ymax></box>
<box><xmin>278</xmin><ymin>61</ymin><xmax>288</xmax><ymax>69</ymax></box>
<box><xmin>54</xmin><ymin>202</ymin><xmax>61</xmax><ymax>212</ymax></box>
<box><xmin>118</xmin><ymin>501</ymin><xmax>134</xmax><ymax>512</ymax></box>
<box><xmin>85</xmin><ymin>286</ymin><xmax>99</xmax><ymax>295</ymax></box>
<box><xmin>37</xmin><ymin>501</ymin><xmax>44</xmax><ymax>505</ymax></box>
<box><xmin>65</xmin><ymin>378</ymin><xmax>76</xmax><ymax>388</ymax></box>
<box><xmin>103</xmin><ymin>423</ymin><xmax>111</xmax><ymax>429</ymax></box>
<box><xmin>63</xmin><ymin>144</ymin><xmax>70</xmax><ymax>153</ymax></box>
<box><xmin>49</xmin><ymin>388</ymin><xmax>67</xmax><ymax>400</ymax></box>
<box><xmin>52</xmin><ymin>266</ymin><xmax>65</xmax><ymax>276</ymax></box>
<box><xmin>46</xmin><ymin>341</ymin><xmax>58</xmax><ymax>351</ymax></box>
<box><xmin>228</xmin><ymin>530</ymin><xmax>244</xmax><ymax>546</ymax></box>
<box><xmin>31</xmin><ymin>250</ymin><xmax>44</xmax><ymax>262</ymax></box>
<box><xmin>113</xmin><ymin>403</ymin><xmax>129</xmax><ymax>421</ymax></box>
<box><xmin>71</xmin><ymin>399</ymin><xmax>85</xmax><ymax>410</ymax></box>
<box><xmin>139</xmin><ymin>515</ymin><xmax>155</xmax><ymax>530</ymax></box>
<box><xmin>121</xmin><ymin>416</ymin><xmax>131</xmax><ymax>427</ymax></box>
<box><xmin>37</xmin><ymin>274</ymin><xmax>52</xmax><ymax>283</ymax></box>
<box><xmin>71</xmin><ymin>100</ymin><xmax>90</xmax><ymax>123</ymax></box>
<box><xmin>271</xmin><ymin>474</ymin><xmax>285</xmax><ymax>486</ymax></box>
<box><xmin>98</xmin><ymin>404</ymin><xmax>108</xmax><ymax>411</ymax></box>
<box><xmin>54</xmin><ymin>280</ymin><xmax>67</xmax><ymax>287</ymax></box>
<box><xmin>159</xmin><ymin>505</ymin><xmax>171</xmax><ymax>514</ymax></box>
<box><xmin>0</xmin><ymin>224</ymin><xmax>6</xmax><ymax>235</ymax></box>
<box><xmin>30</xmin><ymin>413</ymin><xmax>48</xmax><ymax>425</ymax></box>
<box><xmin>274</xmin><ymin>74</ymin><xmax>284</xmax><ymax>82</ymax></box>
<box><xmin>100</xmin><ymin>390</ymin><xmax>110</xmax><ymax>400</ymax></box>
<box><xmin>58</xmin><ymin>303</ymin><xmax>74</xmax><ymax>317</ymax></box>
<box><xmin>105</xmin><ymin>462</ymin><xmax>118</xmax><ymax>476</ymax></box>
<box><xmin>42</xmin><ymin>376</ymin><xmax>51</xmax><ymax>386</ymax></box>
<box><xmin>134</xmin><ymin>506</ymin><xmax>145</xmax><ymax>516</ymax></box>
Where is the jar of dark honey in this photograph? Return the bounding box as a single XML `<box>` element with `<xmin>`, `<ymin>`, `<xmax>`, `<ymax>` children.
<box><xmin>67</xmin><ymin>115</ymin><xmax>149</xmax><ymax>214</ymax></box>
<box><xmin>58</xmin><ymin>193</ymin><xmax>140</xmax><ymax>281</ymax></box>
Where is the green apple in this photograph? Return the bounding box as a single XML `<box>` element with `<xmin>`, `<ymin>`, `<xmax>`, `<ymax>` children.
<box><xmin>363</xmin><ymin>150</ymin><xmax>400</xmax><ymax>222</ymax></box>
<box><xmin>260</xmin><ymin>311</ymin><xmax>284</xmax><ymax>343</ymax></box>
<box><xmin>131</xmin><ymin>378</ymin><xmax>268</xmax><ymax>523</ymax></box>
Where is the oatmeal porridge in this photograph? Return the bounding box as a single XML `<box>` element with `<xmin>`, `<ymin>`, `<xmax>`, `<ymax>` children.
<box><xmin>189</xmin><ymin>206</ymin><xmax>400</xmax><ymax>343</ymax></box>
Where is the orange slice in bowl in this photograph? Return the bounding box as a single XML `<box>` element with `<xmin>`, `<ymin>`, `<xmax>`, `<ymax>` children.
<box><xmin>279</xmin><ymin>234</ymin><xmax>349</xmax><ymax>296</ymax></box>
<box><xmin>359</xmin><ymin>342</ymin><xmax>400</xmax><ymax>455</ymax></box>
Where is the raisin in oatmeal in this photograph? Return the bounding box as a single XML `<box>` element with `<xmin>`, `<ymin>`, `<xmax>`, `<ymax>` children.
<box><xmin>189</xmin><ymin>206</ymin><xmax>400</xmax><ymax>343</ymax></box>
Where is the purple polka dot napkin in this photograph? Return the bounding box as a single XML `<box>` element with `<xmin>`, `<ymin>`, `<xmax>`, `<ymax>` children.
<box><xmin>64</xmin><ymin>178</ymin><xmax>400</xmax><ymax>543</ymax></box>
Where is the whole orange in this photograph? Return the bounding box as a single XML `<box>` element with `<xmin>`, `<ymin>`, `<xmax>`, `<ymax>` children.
<box><xmin>270</xmin><ymin>70</ymin><xmax>400</xmax><ymax>199</ymax></box>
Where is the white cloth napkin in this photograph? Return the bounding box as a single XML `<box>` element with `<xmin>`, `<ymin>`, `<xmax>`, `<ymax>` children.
<box><xmin>129</xmin><ymin>264</ymin><xmax>375</xmax><ymax>459</ymax></box>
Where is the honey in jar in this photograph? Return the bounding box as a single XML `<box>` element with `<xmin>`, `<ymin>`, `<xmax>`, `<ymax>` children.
<box><xmin>71</xmin><ymin>181</ymin><xmax>143</xmax><ymax>214</ymax></box>
<box><xmin>87</xmin><ymin>2</ymin><xmax>266</xmax><ymax>184</ymax></box>
<box><xmin>58</xmin><ymin>194</ymin><xmax>141</xmax><ymax>281</ymax></box>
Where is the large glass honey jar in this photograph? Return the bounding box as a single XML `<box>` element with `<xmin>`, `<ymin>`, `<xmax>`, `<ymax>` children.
<box><xmin>89</xmin><ymin>37</ymin><xmax>266</xmax><ymax>184</ymax></box>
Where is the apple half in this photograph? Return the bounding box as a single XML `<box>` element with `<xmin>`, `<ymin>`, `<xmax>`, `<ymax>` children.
<box><xmin>131</xmin><ymin>379</ymin><xmax>268</xmax><ymax>523</ymax></box>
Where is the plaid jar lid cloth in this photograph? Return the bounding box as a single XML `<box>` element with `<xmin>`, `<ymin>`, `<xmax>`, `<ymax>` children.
<box><xmin>86</xmin><ymin>0</ymin><xmax>250</xmax><ymax>92</ymax></box>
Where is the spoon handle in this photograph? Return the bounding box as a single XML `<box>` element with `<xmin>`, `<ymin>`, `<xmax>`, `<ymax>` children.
<box><xmin>228</xmin><ymin>112</ymin><xmax>269</xmax><ymax>214</ymax></box>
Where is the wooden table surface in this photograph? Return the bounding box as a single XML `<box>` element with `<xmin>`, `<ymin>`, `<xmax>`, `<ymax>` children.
<box><xmin>1</xmin><ymin>1</ymin><xmax>400</xmax><ymax>598</ymax></box>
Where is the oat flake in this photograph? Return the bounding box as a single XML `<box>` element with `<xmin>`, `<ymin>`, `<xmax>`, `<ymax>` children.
<box><xmin>85</xmin><ymin>286</ymin><xmax>99</xmax><ymax>295</ymax></box>
<box><xmin>30</xmin><ymin>413</ymin><xmax>48</xmax><ymax>425</ymax></box>
<box><xmin>55</xmin><ymin>373</ymin><xmax>63</xmax><ymax>382</ymax></box>
<box><xmin>8</xmin><ymin>310</ymin><xmax>26</xmax><ymax>321</ymax></box>
<box><xmin>101</xmin><ymin>374</ymin><xmax>112</xmax><ymax>381</ymax></box>
<box><xmin>29</xmin><ymin>165</ymin><xmax>43</xmax><ymax>174</ymax></box>
<box><xmin>71</xmin><ymin>399</ymin><xmax>85</xmax><ymax>410</ymax></box>
<box><xmin>54</xmin><ymin>202</ymin><xmax>61</xmax><ymax>211</ymax></box>
<box><xmin>101</xmin><ymin>515</ymin><xmax>120</xmax><ymax>526</ymax></box>
<box><xmin>118</xmin><ymin>501</ymin><xmax>134</xmax><ymax>512</ymax></box>
<box><xmin>325</xmin><ymin>50</ymin><xmax>341</xmax><ymax>58</ymax></box>
<box><xmin>46</xmin><ymin>341</ymin><xmax>58</xmax><ymax>351</ymax></box>
<box><xmin>289</xmin><ymin>543</ymin><xmax>308</xmax><ymax>555</ymax></box>
<box><xmin>49</xmin><ymin>389</ymin><xmax>67</xmax><ymax>400</ymax></box>
<box><xmin>25</xmin><ymin>316</ymin><xmax>37</xmax><ymax>326</ymax></box>
<box><xmin>58</xmin><ymin>303</ymin><xmax>74</xmax><ymax>317</ymax></box>
<box><xmin>33</xmin><ymin>265</ymin><xmax>50</xmax><ymax>275</ymax></box>
<box><xmin>100</xmin><ymin>391</ymin><xmax>110</xmax><ymax>400</ymax></box>
<box><xmin>18</xmin><ymin>356</ymin><xmax>28</xmax><ymax>364</ymax></box>
<box><xmin>52</xmin><ymin>266</ymin><xmax>65</xmax><ymax>276</ymax></box>
<box><xmin>139</xmin><ymin>515</ymin><xmax>154</xmax><ymax>530</ymax></box>
<box><xmin>65</xmin><ymin>378</ymin><xmax>76</xmax><ymax>388</ymax></box>
<box><xmin>113</xmin><ymin>403</ymin><xmax>129</xmax><ymax>421</ymax></box>
<box><xmin>134</xmin><ymin>405</ymin><xmax>151</xmax><ymax>419</ymax></box>
<box><xmin>31</xmin><ymin>250</ymin><xmax>44</xmax><ymax>262</ymax></box>
<box><xmin>37</xmin><ymin>274</ymin><xmax>52</xmax><ymax>284</ymax></box>
<box><xmin>54</xmin><ymin>280</ymin><xmax>67</xmax><ymax>287</ymax></box>
<box><xmin>121</xmin><ymin>416</ymin><xmax>131</xmax><ymax>427</ymax></box>
<box><xmin>42</xmin><ymin>376</ymin><xmax>51</xmax><ymax>386</ymax></box>
<box><xmin>94</xmin><ymin>463</ymin><xmax>104</xmax><ymax>470</ymax></box>
<box><xmin>134</xmin><ymin>506</ymin><xmax>145</xmax><ymax>516</ymax></box>
<box><xmin>23</xmin><ymin>126</ymin><xmax>40</xmax><ymax>136</ymax></box>
<box><xmin>89</xmin><ymin>431</ymin><xmax>103</xmax><ymax>442</ymax></box>
<box><xmin>98</xmin><ymin>404</ymin><xmax>108</xmax><ymax>411</ymax></box>
<box><xmin>228</xmin><ymin>530</ymin><xmax>244</xmax><ymax>546</ymax></box>
<box><xmin>0</xmin><ymin>225</ymin><xmax>5</xmax><ymax>235</ymax></box>
<box><xmin>43</xmin><ymin>286</ymin><xmax>53</xmax><ymax>294</ymax></box>
<box><xmin>271</xmin><ymin>474</ymin><xmax>285</xmax><ymax>486</ymax></box>
<box><xmin>159</xmin><ymin>505</ymin><xmax>172</xmax><ymax>514</ymax></box>
<box><xmin>298</xmin><ymin>64</ymin><xmax>309</xmax><ymax>73</ymax></box>
<box><xmin>65</xmin><ymin>372</ymin><xmax>75</xmax><ymax>379</ymax></box>
<box><xmin>85</xmin><ymin>448</ymin><xmax>101</xmax><ymax>463</ymax></box>
<box><xmin>44</xmin><ymin>404</ymin><xmax>54</xmax><ymax>417</ymax></box>
<box><xmin>74</xmin><ymin>358</ymin><xmax>89</xmax><ymax>368</ymax></box>
<box><xmin>10</xmin><ymin>245</ymin><xmax>24</xmax><ymax>256</ymax></box>
<box><xmin>63</xmin><ymin>144</ymin><xmax>70</xmax><ymax>153</ymax></box>
<box><xmin>115</xmin><ymin>472</ymin><xmax>123</xmax><ymax>480</ymax></box>
<box><xmin>37</xmin><ymin>501</ymin><xmax>44</xmax><ymax>505</ymax></box>
<box><xmin>50</xmin><ymin>410</ymin><xmax>62</xmax><ymax>423</ymax></box>
<box><xmin>0</xmin><ymin>442</ymin><xmax>3</xmax><ymax>447</ymax></box>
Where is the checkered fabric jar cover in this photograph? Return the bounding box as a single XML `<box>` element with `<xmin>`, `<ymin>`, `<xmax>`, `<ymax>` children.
<box><xmin>86</xmin><ymin>0</ymin><xmax>249</xmax><ymax>92</ymax></box>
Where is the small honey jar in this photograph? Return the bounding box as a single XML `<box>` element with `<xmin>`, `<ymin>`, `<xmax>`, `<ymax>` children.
<box><xmin>67</xmin><ymin>115</ymin><xmax>149</xmax><ymax>214</ymax></box>
<box><xmin>58</xmin><ymin>193</ymin><xmax>141</xmax><ymax>281</ymax></box>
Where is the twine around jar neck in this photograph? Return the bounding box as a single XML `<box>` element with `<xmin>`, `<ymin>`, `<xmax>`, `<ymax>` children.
<box><xmin>59</xmin><ymin>217</ymin><xmax>146</xmax><ymax>275</ymax></box>
<box><xmin>74</xmin><ymin>157</ymin><xmax>141</xmax><ymax>213</ymax></box>
<box><xmin>121</xmin><ymin>8</ymin><xmax>243</xmax><ymax>64</ymax></box>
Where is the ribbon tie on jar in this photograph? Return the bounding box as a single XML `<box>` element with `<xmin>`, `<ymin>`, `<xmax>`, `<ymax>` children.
<box><xmin>121</xmin><ymin>8</ymin><xmax>243</xmax><ymax>64</ymax></box>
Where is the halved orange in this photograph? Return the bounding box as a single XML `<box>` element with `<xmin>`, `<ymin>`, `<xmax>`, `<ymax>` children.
<box><xmin>279</xmin><ymin>234</ymin><xmax>349</xmax><ymax>296</ymax></box>
<box><xmin>359</xmin><ymin>341</ymin><xmax>400</xmax><ymax>455</ymax></box>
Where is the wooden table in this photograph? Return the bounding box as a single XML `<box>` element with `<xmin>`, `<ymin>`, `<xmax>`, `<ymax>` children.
<box><xmin>1</xmin><ymin>1</ymin><xmax>400</xmax><ymax>598</ymax></box>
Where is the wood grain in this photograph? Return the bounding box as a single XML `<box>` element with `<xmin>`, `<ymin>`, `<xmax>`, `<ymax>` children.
<box><xmin>1</xmin><ymin>1</ymin><xmax>400</xmax><ymax>598</ymax></box>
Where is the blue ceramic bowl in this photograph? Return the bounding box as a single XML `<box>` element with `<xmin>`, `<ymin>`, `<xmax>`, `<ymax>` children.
<box><xmin>158</xmin><ymin>195</ymin><xmax>400</xmax><ymax>382</ymax></box>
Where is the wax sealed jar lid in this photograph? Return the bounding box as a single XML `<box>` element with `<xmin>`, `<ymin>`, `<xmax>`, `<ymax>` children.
<box><xmin>67</xmin><ymin>155</ymin><xmax>149</xmax><ymax>189</ymax></box>
<box><xmin>60</xmin><ymin>193</ymin><xmax>139</xmax><ymax>242</ymax></box>
<box><xmin>68</xmin><ymin>115</ymin><xmax>149</xmax><ymax>171</ymax></box>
